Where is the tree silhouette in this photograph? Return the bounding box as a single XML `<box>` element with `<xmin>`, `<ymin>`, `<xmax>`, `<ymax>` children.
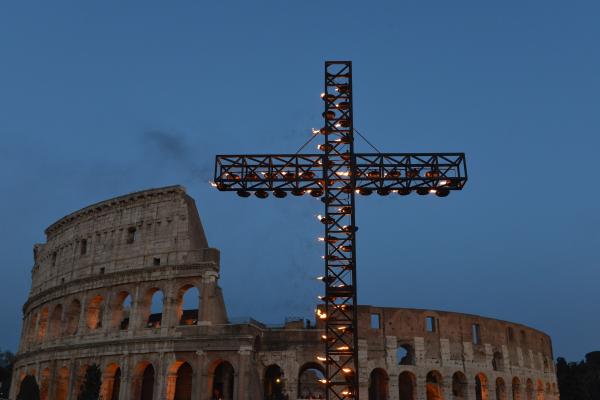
<box><xmin>77</xmin><ymin>365</ymin><xmax>102</xmax><ymax>400</ymax></box>
<box><xmin>557</xmin><ymin>352</ymin><xmax>600</xmax><ymax>400</ymax></box>
<box><xmin>16</xmin><ymin>375</ymin><xmax>40</xmax><ymax>400</ymax></box>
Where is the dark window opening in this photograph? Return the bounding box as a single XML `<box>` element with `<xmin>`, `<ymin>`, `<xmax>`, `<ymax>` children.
<box><xmin>126</xmin><ymin>227</ymin><xmax>137</xmax><ymax>244</ymax></box>
<box><xmin>61</xmin><ymin>278</ymin><xmax>65</xmax><ymax>284</ymax></box>
<box><xmin>80</xmin><ymin>239</ymin><xmax>88</xmax><ymax>255</ymax></box>
<box><xmin>472</xmin><ymin>323</ymin><xmax>481</xmax><ymax>345</ymax></box>
<box><xmin>507</xmin><ymin>327</ymin><xmax>514</xmax><ymax>342</ymax></box>
<box><xmin>100</xmin><ymin>267</ymin><xmax>105</xmax><ymax>275</ymax></box>
<box><xmin>153</xmin><ymin>257</ymin><xmax>160</xmax><ymax>266</ymax></box>
<box><xmin>425</xmin><ymin>316</ymin><xmax>437</xmax><ymax>332</ymax></box>
<box><xmin>51</xmin><ymin>252</ymin><xmax>57</xmax><ymax>266</ymax></box>
<box><xmin>370</xmin><ymin>313</ymin><xmax>380</xmax><ymax>329</ymax></box>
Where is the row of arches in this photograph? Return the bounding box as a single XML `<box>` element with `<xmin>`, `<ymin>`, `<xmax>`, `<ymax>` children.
<box><xmin>17</xmin><ymin>360</ymin><xmax>234</xmax><ymax>400</ymax></box>
<box><xmin>24</xmin><ymin>285</ymin><xmax>201</xmax><ymax>346</ymax></box>
<box><xmin>368</xmin><ymin>369</ymin><xmax>556</xmax><ymax>400</ymax></box>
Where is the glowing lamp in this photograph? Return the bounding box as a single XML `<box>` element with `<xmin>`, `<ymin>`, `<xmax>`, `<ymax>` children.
<box><xmin>406</xmin><ymin>169</ymin><xmax>420</xmax><ymax>178</ymax></box>
<box><xmin>336</xmin><ymin>101</ymin><xmax>351</xmax><ymax>110</ymax></box>
<box><xmin>311</xmin><ymin>189</ymin><xmax>324</xmax><ymax>197</ymax></box>
<box><xmin>338</xmin><ymin>120</ymin><xmax>351</xmax><ymax>128</ymax></box>
<box><xmin>386</xmin><ymin>170</ymin><xmax>401</xmax><ymax>178</ymax></box>
<box><xmin>255</xmin><ymin>190</ymin><xmax>269</xmax><ymax>199</ymax></box>
<box><xmin>300</xmin><ymin>171</ymin><xmax>315</xmax><ymax>179</ymax></box>
<box><xmin>341</xmin><ymin>245</ymin><xmax>353</xmax><ymax>252</ymax></box>
<box><xmin>358</xmin><ymin>188</ymin><xmax>373</xmax><ymax>196</ymax></box>
<box><xmin>367</xmin><ymin>170</ymin><xmax>381</xmax><ymax>179</ymax></box>
<box><xmin>236</xmin><ymin>190</ymin><xmax>251</xmax><ymax>198</ymax></box>
<box><xmin>323</xmin><ymin>111</ymin><xmax>336</xmax><ymax>120</ymax></box>
<box><xmin>416</xmin><ymin>188</ymin><xmax>429</xmax><ymax>196</ymax></box>
<box><xmin>245</xmin><ymin>172</ymin><xmax>259</xmax><ymax>181</ymax></box>
<box><xmin>425</xmin><ymin>170</ymin><xmax>440</xmax><ymax>178</ymax></box>
<box><xmin>273</xmin><ymin>189</ymin><xmax>287</xmax><ymax>198</ymax></box>
<box><xmin>318</xmin><ymin>144</ymin><xmax>333</xmax><ymax>152</ymax></box>
<box><xmin>377</xmin><ymin>188</ymin><xmax>391</xmax><ymax>196</ymax></box>
<box><xmin>336</xmin><ymin>84</ymin><xmax>350</xmax><ymax>93</ymax></box>
<box><xmin>339</xmin><ymin>206</ymin><xmax>352</xmax><ymax>214</ymax></box>
<box><xmin>341</xmin><ymin>185</ymin><xmax>354</xmax><ymax>194</ymax></box>
<box><xmin>435</xmin><ymin>188</ymin><xmax>450</xmax><ymax>197</ymax></box>
<box><xmin>291</xmin><ymin>188</ymin><xmax>305</xmax><ymax>196</ymax></box>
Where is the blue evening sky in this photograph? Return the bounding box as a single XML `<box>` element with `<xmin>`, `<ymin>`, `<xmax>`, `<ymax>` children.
<box><xmin>1</xmin><ymin>1</ymin><xmax>598</xmax><ymax>361</ymax></box>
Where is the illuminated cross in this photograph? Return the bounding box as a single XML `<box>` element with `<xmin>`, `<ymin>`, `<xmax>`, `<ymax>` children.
<box><xmin>212</xmin><ymin>61</ymin><xmax>468</xmax><ymax>400</ymax></box>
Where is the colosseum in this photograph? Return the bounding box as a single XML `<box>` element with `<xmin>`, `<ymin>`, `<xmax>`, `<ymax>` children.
<box><xmin>11</xmin><ymin>185</ymin><xmax>558</xmax><ymax>400</ymax></box>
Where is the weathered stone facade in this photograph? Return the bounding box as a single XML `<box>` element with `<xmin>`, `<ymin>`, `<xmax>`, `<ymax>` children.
<box><xmin>11</xmin><ymin>186</ymin><xmax>559</xmax><ymax>400</ymax></box>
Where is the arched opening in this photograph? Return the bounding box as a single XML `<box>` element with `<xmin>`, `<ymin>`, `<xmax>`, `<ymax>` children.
<box><xmin>525</xmin><ymin>379</ymin><xmax>533</xmax><ymax>400</ymax></box>
<box><xmin>65</xmin><ymin>299</ymin><xmax>81</xmax><ymax>335</ymax></box>
<box><xmin>86</xmin><ymin>295</ymin><xmax>104</xmax><ymax>330</ymax></box>
<box><xmin>496</xmin><ymin>378</ymin><xmax>507</xmax><ymax>400</ymax></box>
<box><xmin>426</xmin><ymin>371</ymin><xmax>443</xmax><ymax>400</ymax></box>
<box><xmin>211</xmin><ymin>361</ymin><xmax>234</xmax><ymax>400</ymax></box>
<box><xmin>396</xmin><ymin>344</ymin><xmax>414</xmax><ymax>365</ymax></box>
<box><xmin>141</xmin><ymin>365</ymin><xmax>155</xmax><ymax>400</ymax></box>
<box><xmin>452</xmin><ymin>372</ymin><xmax>468</xmax><ymax>400</ymax></box>
<box><xmin>512</xmin><ymin>378</ymin><xmax>521</xmax><ymax>400</ymax></box>
<box><xmin>111</xmin><ymin>291</ymin><xmax>132</xmax><ymax>330</ymax></box>
<box><xmin>143</xmin><ymin>288</ymin><xmax>164</xmax><ymax>328</ymax></box>
<box><xmin>492</xmin><ymin>352</ymin><xmax>504</xmax><ymax>371</ymax></box>
<box><xmin>177</xmin><ymin>285</ymin><xmax>200</xmax><ymax>325</ymax></box>
<box><xmin>398</xmin><ymin>371</ymin><xmax>416</xmax><ymax>400</ymax></box>
<box><xmin>535</xmin><ymin>380</ymin><xmax>544</xmax><ymax>400</ymax></box>
<box><xmin>17</xmin><ymin>375</ymin><xmax>40</xmax><ymax>400</ymax></box>
<box><xmin>100</xmin><ymin>363</ymin><xmax>121</xmax><ymax>400</ymax></box>
<box><xmin>264</xmin><ymin>364</ymin><xmax>284</xmax><ymax>400</ymax></box>
<box><xmin>475</xmin><ymin>373</ymin><xmax>489</xmax><ymax>400</ymax></box>
<box><xmin>55</xmin><ymin>367</ymin><xmax>69</xmax><ymax>400</ymax></box>
<box><xmin>298</xmin><ymin>362</ymin><xmax>325</xmax><ymax>399</ymax></box>
<box><xmin>49</xmin><ymin>304</ymin><xmax>63</xmax><ymax>338</ymax></box>
<box><xmin>39</xmin><ymin>368</ymin><xmax>50</xmax><ymax>400</ymax></box>
<box><xmin>78</xmin><ymin>365</ymin><xmax>102</xmax><ymax>400</ymax></box>
<box><xmin>369</xmin><ymin>368</ymin><xmax>389</xmax><ymax>400</ymax></box>
<box><xmin>37</xmin><ymin>308</ymin><xmax>49</xmax><ymax>342</ymax></box>
<box><xmin>173</xmin><ymin>362</ymin><xmax>193</xmax><ymax>400</ymax></box>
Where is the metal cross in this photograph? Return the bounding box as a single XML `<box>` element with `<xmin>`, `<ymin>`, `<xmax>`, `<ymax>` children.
<box><xmin>212</xmin><ymin>61</ymin><xmax>468</xmax><ymax>400</ymax></box>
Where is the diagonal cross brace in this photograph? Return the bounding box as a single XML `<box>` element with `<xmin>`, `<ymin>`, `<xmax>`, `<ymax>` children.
<box><xmin>213</xmin><ymin>61</ymin><xmax>467</xmax><ymax>400</ymax></box>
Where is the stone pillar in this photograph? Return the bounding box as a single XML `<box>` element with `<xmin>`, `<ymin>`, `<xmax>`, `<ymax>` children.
<box><xmin>165</xmin><ymin>372</ymin><xmax>177</xmax><ymax>400</ymax></box>
<box><xmin>194</xmin><ymin>350</ymin><xmax>207</xmax><ymax>400</ymax></box>
<box><xmin>358</xmin><ymin>339</ymin><xmax>369</xmax><ymax>400</ymax></box>
<box><xmin>237</xmin><ymin>345</ymin><xmax>252</xmax><ymax>400</ymax></box>
<box><xmin>154</xmin><ymin>356</ymin><xmax>166</xmax><ymax>400</ymax></box>
<box><xmin>119</xmin><ymin>354</ymin><xmax>131</xmax><ymax>400</ymax></box>
<box><xmin>66</xmin><ymin>359</ymin><xmax>77</xmax><ymax>400</ymax></box>
<box><xmin>415</xmin><ymin>374</ymin><xmax>426</xmax><ymax>400</ymax></box>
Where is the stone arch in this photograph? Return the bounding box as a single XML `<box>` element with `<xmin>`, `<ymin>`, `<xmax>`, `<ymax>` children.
<box><xmin>298</xmin><ymin>362</ymin><xmax>325</xmax><ymax>399</ymax></box>
<box><xmin>496</xmin><ymin>378</ymin><xmax>507</xmax><ymax>400</ymax></box>
<box><xmin>132</xmin><ymin>362</ymin><xmax>155</xmax><ymax>400</ymax></box>
<box><xmin>65</xmin><ymin>299</ymin><xmax>81</xmax><ymax>335</ymax></box>
<box><xmin>142</xmin><ymin>287</ymin><xmax>164</xmax><ymax>328</ymax></box>
<box><xmin>48</xmin><ymin>304</ymin><xmax>63</xmax><ymax>338</ymax></box>
<box><xmin>452</xmin><ymin>371</ymin><xmax>468</xmax><ymax>400</ymax></box>
<box><xmin>369</xmin><ymin>368</ymin><xmax>389</xmax><ymax>400</ymax></box>
<box><xmin>264</xmin><ymin>364</ymin><xmax>284</xmax><ymax>400</ymax></box>
<box><xmin>165</xmin><ymin>361</ymin><xmax>194</xmax><ymax>400</ymax></box>
<box><xmin>17</xmin><ymin>374</ymin><xmax>40</xmax><ymax>399</ymax></box>
<box><xmin>209</xmin><ymin>360</ymin><xmax>235</xmax><ymax>400</ymax></box>
<box><xmin>176</xmin><ymin>284</ymin><xmax>201</xmax><ymax>325</ymax></box>
<box><xmin>55</xmin><ymin>366</ymin><xmax>69</xmax><ymax>400</ymax></box>
<box><xmin>100</xmin><ymin>363</ymin><xmax>121</xmax><ymax>400</ymax></box>
<box><xmin>398</xmin><ymin>371</ymin><xmax>416</xmax><ymax>400</ymax></box>
<box><xmin>475</xmin><ymin>373</ymin><xmax>489</xmax><ymax>400</ymax></box>
<box><xmin>426</xmin><ymin>370</ymin><xmax>443</xmax><ymax>400</ymax></box>
<box><xmin>512</xmin><ymin>377</ymin><xmax>521</xmax><ymax>400</ymax></box>
<box><xmin>397</xmin><ymin>343</ymin><xmax>415</xmax><ymax>365</ymax></box>
<box><xmin>86</xmin><ymin>294</ymin><xmax>104</xmax><ymax>330</ymax></box>
<box><xmin>535</xmin><ymin>380</ymin><xmax>544</xmax><ymax>400</ymax></box>
<box><xmin>73</xmin><ymin>364</ymin><xmax>90</xmax><ymax>399</ymax></box>
<box><xmin>111</xmin><ymin>291</ymin><xmax>132</xmax><ymax>330</ymax></box>
<box><xmin>525</xmin><ymin>379</ymin><xmax>534</xmax><ymax>400</ymax></box>
<box><xmin>39</xmin><ymin>368</ymin><xmax>51</xmax><ymax>400</ymax></box>
<box><xmin>37</xmin><ymin>308</ymin><xmax>49</xmax><ymax>342</ymax></box>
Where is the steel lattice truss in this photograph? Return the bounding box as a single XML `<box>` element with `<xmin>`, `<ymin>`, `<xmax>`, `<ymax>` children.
<box><xmin>213</xmin><ymin>61</ymin><xmax>467</xmax><ymax>400</ymax></box>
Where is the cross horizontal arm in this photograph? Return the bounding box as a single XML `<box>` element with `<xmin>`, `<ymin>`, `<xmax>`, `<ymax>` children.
<box><xmin>213</xmin><ymin>152</ymin><xmax>467</xmax><ymax>195</ymax></box>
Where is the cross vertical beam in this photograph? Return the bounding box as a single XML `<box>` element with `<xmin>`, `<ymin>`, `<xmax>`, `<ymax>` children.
<box><xmin>320</xmin><ymin>61</ymin><xmax>359</xmax><ymax>399</ymax></box>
